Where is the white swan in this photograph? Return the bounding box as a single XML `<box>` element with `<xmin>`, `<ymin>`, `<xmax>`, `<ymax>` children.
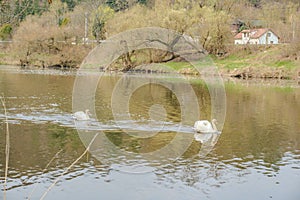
<box><xmin>194</xmin><ymin>119</ymin><xmax>218</xmax><ymax>133</ymax></box>
<box><xmin>72</xmin><ymin>109</ymin><xmax>91</xmax><ymax>121</ymax></box>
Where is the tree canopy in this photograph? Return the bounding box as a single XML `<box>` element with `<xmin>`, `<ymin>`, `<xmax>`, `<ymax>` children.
<box><xmin>1</xmin><ymin>0</ymin><xmax>299</xmax><ymax>68</ymax></box>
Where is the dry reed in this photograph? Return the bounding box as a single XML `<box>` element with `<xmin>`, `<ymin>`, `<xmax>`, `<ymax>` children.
<box><xmin>27</xmin><ymin>149</ymin><xmax>64</xmax><ymax>200</ymax></box>
<box><xmin>39</xmin><ymin>133</ymin><xmax>99</xmax><ymax>200</ymax></box>
<box><xmin>1</xmin><ymin>95</ymin><xmax>10</xmax><ymax>200</ymax></box>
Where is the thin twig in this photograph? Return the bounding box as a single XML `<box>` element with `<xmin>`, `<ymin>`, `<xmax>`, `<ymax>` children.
<box><xmin>39</xmin><ymin>133</ymin><xmax>99</xmax><ymax>200</ymax></box>
<box><xmin>27</xmin><ymin>149</ymin><xmax>64</xmax><ymax>200</ymax></box>
<box><xmin>1</xmin><ymin>95</ymin><xmax>10</xmax><ymax>200</ymax></box>
<box><xmin>44</xmin><ymin>149</ymin><xmax>64</xmax><ymax>170</ymax></box>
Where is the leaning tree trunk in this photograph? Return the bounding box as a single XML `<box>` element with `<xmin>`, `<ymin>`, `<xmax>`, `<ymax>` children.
<box><xmin>120</xmin><ymin>40</ymin><xmax>134</xmax><ymax>72</ymax></box>
<box><xmin>121</xmin><ymin>51</ymin><xmax>133</xmax><ymax>72</ymax></box>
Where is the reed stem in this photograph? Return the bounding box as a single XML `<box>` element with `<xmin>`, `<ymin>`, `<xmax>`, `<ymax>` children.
<box><xmin>27</xmin><ymin>149</ymin><xmax>63</xmax><ymax>200</ymax></box>
<box><xmin>1</xmin><ymin>95</ymin><xmax>10</xmax><ymax>200</ymax></box>
<box><xmin>40</xmin><ymin>133</ymin><xmax>99</xmax><ymax>200</ymax></box>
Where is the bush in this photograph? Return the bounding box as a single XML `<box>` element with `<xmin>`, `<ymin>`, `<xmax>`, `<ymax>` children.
<box><xmin>0</xmin><ymin>24</ymin><xmax>13</xmax><ymax>40</ymax></box>
<box><xmin>12</xmin><ymin>9</ymin><xmax>91</xmax><ymax>67</ymax></box>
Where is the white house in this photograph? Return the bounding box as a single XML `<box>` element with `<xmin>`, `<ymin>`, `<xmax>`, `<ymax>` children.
<box><xmin>234</xmin><ymin>28</ymin><xmax>279</xmax><ymax>45</ymax></box>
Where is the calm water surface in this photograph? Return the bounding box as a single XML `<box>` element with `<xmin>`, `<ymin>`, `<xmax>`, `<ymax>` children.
<box><xmin>0</xmin><ymin>66</ymin><xmax>299</xmax><ymax>200</ymax></box>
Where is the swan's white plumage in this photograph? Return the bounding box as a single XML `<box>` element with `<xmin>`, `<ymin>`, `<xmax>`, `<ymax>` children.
<box><xmin>73</xmin><ymin>109</ymin><xmax>90</xmax><ymax>121</ymax></box>
<box><xmin>194</xmin><ymin>119</ymin><xmax>217</xmax><ymax>133</ymax></box>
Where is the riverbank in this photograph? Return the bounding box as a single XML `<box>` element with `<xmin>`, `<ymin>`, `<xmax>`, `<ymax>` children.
<box><xmin>1</xmin><ymin>64</ymin><xmax>299</xmax><ymax>89</ymax></box>
<box><xmin>214</xmin><ymin>44</ymin><xmax>300</xmax><ymax>79</ymax></box>
<box><xmin>164</xmin><ymin>45</ymin><xmax>300</xmax><ymax>80</ymax></box>
<box><xmin>1</xmin><ymin>44</ymin><xmax>299</xmax><ymax>80</ymax></box>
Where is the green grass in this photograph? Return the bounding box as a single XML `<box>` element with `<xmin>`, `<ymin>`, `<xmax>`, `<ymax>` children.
<box><xmin>212</xmin><ymin>45</ymin><xmax>299</xmax><ymax>71</ymax></box>
<box><xmin>274</xmin><ymin>86</ymin><xmax>295</xmax><ymax>92</ymax></box>
<box><xmin>221</xmin><ymin>62</ymin><xmax>250</xmax><ymax>69</ymax></box>
<box><xmin>0</xmin><ymin>53</ymin><xmax>7</xmax><ymax>65</ymax></box>
<box><xmin>273</xmin><ymin>60</ymin><xmax>297</xmax><ymax>69</ymax></box>
<box><xmin>213</xmin><ymin>56</ymin><xmax>251</xmax><ymax>69</ymax></box>
<box><xmin>0</xmin><ymin>53</ymin><xmax>7</xmax><ymax>58</ymax></box>
<box><xmin>165</xmin><ymin>53</ymin><xmax>294</xmax><ymax>71</ymax></box>
<box><xmin>164</xmin><ymin>61</ymin><xmax>193</xmax><ymax>70</ymax></box>
<box><xmin>165</xmin><ymin>57</ymin><xmax>219</xmax><ymax>70</ymax></box>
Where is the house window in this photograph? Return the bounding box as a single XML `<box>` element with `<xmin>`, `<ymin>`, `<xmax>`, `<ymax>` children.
<box><xmin>267</xmin><ymin>33</ymin><xmax>271</xmax><ymax>37</ymax></box>
<box><xmin>270</xmin><ymin>41</ymin><xmax>274</xmax><ymax>44</ymax></box>
<box><xmin>243</xmin><ymin>32</ymin><xmax>249</xmax><ymax>37</ymax></box>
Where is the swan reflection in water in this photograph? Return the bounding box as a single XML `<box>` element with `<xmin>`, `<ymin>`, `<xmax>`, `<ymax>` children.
<box><xmin>194</xmin><ymin>132</ymin><xmax>221</xmax><ymax>157</ymax></box>
<box><xmin>193</xmin><ymin>119</ymin><xmax>221</xmax><ymax>157</ymax></box>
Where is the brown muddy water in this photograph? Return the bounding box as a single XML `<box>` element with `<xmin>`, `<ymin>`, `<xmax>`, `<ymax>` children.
<box><xmin>0</xmin><ymin>66</ymin><xmax>299</xmax><ymax>200</ymax></box>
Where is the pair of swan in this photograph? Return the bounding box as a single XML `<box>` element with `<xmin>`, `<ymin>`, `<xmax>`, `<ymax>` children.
<box><xmin>72</xmin><ymin>109</ymin><xmax>91</xmax><ymax>121</ymax></box>
<box><xmin>193</xmin><ymin>119</ymin><xmax>218</xmax><ymax>133</ymax></box>
<box><xmin>72</xmin><ymin>110</ymin><xmax>218</xmax><ymax>134</ymax></box>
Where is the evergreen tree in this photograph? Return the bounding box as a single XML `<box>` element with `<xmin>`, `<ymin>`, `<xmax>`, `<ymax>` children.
<box><xmin>61</xmin><ymin>0</ymin><xmax>81</xmax><ymax>11</ymax></box>
<box><xmin>137</xmin><ymin>0</ymin><xmax>147</xmax><ymax>5</ymax></box>
<box><xmin>0</xmin><ymin>0</ymin><xmax>11</xmax><ymax>25</ymax></box>
<box><xmin>106</xmin><ymin>0</ymin><xmax>129</xmax><ymax>12</ymax></box>
<box><xmin>14</xmin><ymin>0</ymin><xmax>48</xmax><ymax>22</ymax></box>
<box><xmin>248</xmin><ymin>0</ymin><xmax>261</xmax><ymax>8</ymax></box>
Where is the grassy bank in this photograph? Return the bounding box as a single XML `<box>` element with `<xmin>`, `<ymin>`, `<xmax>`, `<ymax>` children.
<box><xmin>214</xmin><ymin>45</ymin><xmax>299</xmax><ymax>79</ymax></box>
<box><xmin>214</xmin><ymin>45</ymin><xmax>298</xmax><ymax>69</ymax></box>
<box><xmin>163</xmin><ymin>45</ymin><xmax>300</xmax><ymax>79</ymax></box>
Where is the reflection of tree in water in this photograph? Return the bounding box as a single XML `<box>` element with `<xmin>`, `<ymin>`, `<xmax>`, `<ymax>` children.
<box><xmin>191</xmin><ymin>82</ymin><xmax>212</xmax><ymax>119</ymax></box>
<box><xmin>49</xmin><ymin>124</ymin><xmax>75</xmax><ymax>148</ymax></box>
<box><xmin>128</xmin><ymin>81</ymin><xmax>182</xmax><ymax>122</ymax></box>
<box><xmin>165</xmin><ymin>89</ymin><xmax>179</xmax><ymax>108</ymax></box>
<box><xmin>218</xmin><ymin>84</ymin><xmax>300</xmax><ymax>169</ymax></box>
<box><xmin>153</xmin><ymin>156</ymin><xmax>251</xmax><ymax>195</ymax></box>
<box><xmin>0</xmin><ymin>122</ymin><xmax>112</xmax><ymax>190</ymax></box>
<box><xmin>152</xmin><ymin>106</ymin><xmax>300</xmax><ymax>193</ymax></box>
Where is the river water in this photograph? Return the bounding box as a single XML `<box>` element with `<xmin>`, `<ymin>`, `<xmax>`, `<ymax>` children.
<box><xmin>0</xmin><ymin>65</ymin><xmax>299</xmax><ymax>200</ymax></box>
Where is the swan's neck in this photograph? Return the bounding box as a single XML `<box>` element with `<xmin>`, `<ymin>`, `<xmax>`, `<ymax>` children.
<box><xmin>85</xmin><ymin>110</ymin><xmax>90</xmax><ymax>119</ymax></box>
<box><xmin>211</xmin><ymin>121</ymin><xmax>217</xmax><ymax>131</ymax></box>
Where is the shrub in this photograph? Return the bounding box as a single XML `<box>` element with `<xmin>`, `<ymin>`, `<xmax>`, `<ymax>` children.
<box><xmin>0</xmin><ymin>24</ymin><xmax>13</xmax><ymax>40</ymax></box>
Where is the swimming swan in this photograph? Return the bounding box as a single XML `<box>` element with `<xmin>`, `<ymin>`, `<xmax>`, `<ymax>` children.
<box><xmin>194</xmin><ymin>119</ymin><xmax>218</xmax><ymax>133</ymax></box>
<box><xmin>72</xmin><ymin>109</ymin><xmax>91</xmax><ymax>121</ymax></box>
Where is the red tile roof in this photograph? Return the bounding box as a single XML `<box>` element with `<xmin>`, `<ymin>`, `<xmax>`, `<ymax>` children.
<box><xmin>234</xmin><ymin>32</ymin><xmax>243</xmax><ymax>39</ymax></box>
<box><xmin>234</xmin><ymin>28</ymin><xmax>278</xmax><ymax>39</ymax></box>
